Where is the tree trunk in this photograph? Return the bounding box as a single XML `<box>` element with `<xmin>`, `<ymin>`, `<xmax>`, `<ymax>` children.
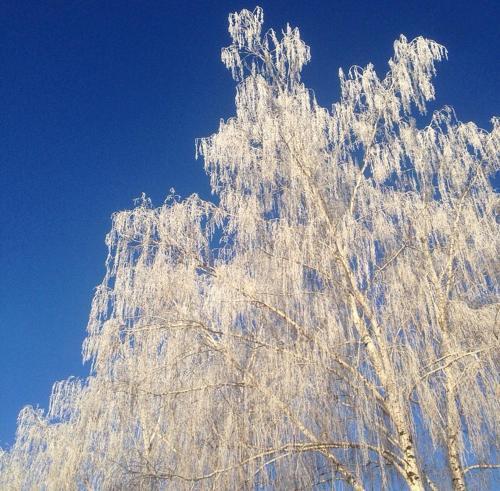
<box><xmin>350</xmin><ymin>297</ymin><xmax>425</xmax><ymax>491</ymax></box>
<box><xmin>445</xmin><ymin>376</ymin><xmax>467</xmax><ymax>490</ymax></box>
<box><xmin>387</xmin><ymin>395</ymin><xmax>425</xmax><ymax>491</ymax></box>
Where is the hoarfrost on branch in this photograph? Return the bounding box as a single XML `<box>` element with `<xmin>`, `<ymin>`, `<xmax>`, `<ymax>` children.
<box><xmin>2</xmin><ymin>7</ymin><xmax>499</xmax><ymax>491</ymax></box>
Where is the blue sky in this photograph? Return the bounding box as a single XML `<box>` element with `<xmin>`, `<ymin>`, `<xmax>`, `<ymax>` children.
<box><xmin>1</xmin><ymin>0</ymin><xmax>498</xmax><ymax>447</ymax></box>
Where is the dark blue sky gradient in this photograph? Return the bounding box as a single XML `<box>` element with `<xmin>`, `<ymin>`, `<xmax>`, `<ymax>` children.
<box><xmin>1</xmin><ymin>0</ymin><xmax>498</xmax><ymax>446</ymax></box>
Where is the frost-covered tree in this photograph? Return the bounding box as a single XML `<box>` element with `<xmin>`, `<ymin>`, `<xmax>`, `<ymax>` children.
<box><xmin>1</xmin><ymin>7</ymin><xmax>499</xmax><ymax>490</ymax></box>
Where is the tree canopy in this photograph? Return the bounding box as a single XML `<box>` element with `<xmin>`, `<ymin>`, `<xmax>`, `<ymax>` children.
<box><xmin>1</xmin><ymin>7</ymin><xmax>498</xmax><ymax>490</ymax></box>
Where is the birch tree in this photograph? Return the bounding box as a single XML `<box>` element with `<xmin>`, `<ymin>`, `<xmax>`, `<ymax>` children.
<box><xmin>1</xmin><ymin>7</ymin><xmax>499</xmax><ymax>490</ymax></box>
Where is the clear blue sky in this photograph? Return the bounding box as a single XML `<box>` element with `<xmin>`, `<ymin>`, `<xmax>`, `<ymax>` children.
<box><xmin>1</xmin><ymin>0</ymin><xmax>498</xmax><ymax>447</ymax></box>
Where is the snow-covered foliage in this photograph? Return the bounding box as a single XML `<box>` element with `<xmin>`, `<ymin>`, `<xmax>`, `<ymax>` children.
<box><xmin>1</xmin><ymin>7</ymin><xmax>498</xmax><ymax>490</ymax></box>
